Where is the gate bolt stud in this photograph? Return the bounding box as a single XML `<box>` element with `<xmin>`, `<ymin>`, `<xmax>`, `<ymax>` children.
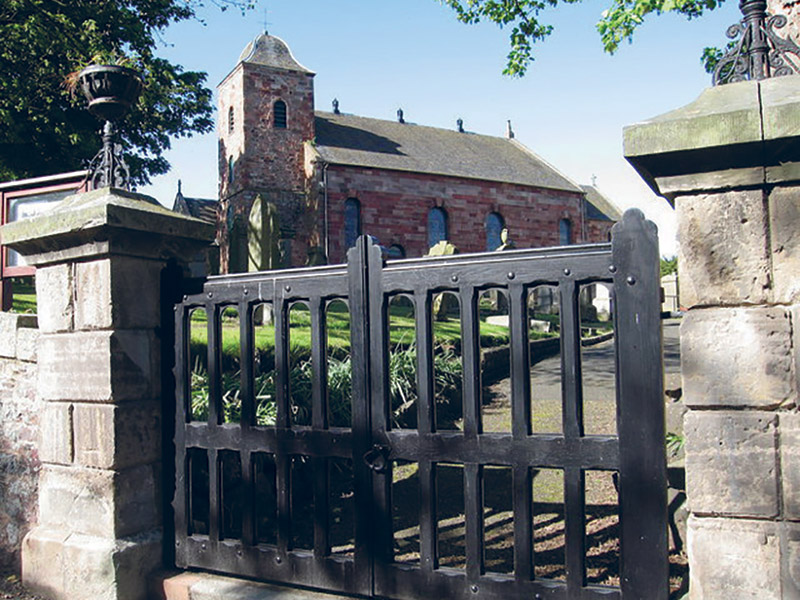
<box><xmin>201</xmin><ymin>543</ymin><xmax>207</xmax><ymax>551</ymax></box>
<box><xmin>285</xmin><ymin>285</ymin><xmax>291</xmax><ymax>293</ymax></box>
<box><xmin>507</xmin><ymin>272</ymin><xmax>515</xmax><ymax>280</ymax></box>
<box><xmin>470</xmin><ymin>584</ymin><xmax>479</xmax><ymax>593</ymax></box>
<box><xmin>451</xmin><ymin>275</ymin><xmax>459</xmax><ymax>283</ymax></box>
<box><xmin>237</xmin><ymin>549</ymin><xmax>243</xmax><ymax>557</ymax></box>
<box><xmin>276</xmin><ymin>556</ymin><xmax>282</xmax><ymax>564</ymax></box>
<box><xmin>175</xmin><ymin>540</ymin><xmax>180</xmax><ymax>547</ymax></box>
<box><xmin>608</xmin><ymin>265</ymin><xmax>617</xmax><ymax>273</ymax></box>
<box><xmin>626</xmin><ymin>276</ymin><xmax>636</xmax><ymax>285</ymax></box>
<box><xmin>207</xmin><ymin>292</ymin><xmax>213</xmax><ymax>299</ymax></box>
<box><xmin>563</xmin><ymin>268</ymin><xmax>571</xmax><ymax>276</ymax></box>
<box><xmin>243</xmin><ymin>289</ymin><xmax>248</xmax><ymax>295</ymax></box>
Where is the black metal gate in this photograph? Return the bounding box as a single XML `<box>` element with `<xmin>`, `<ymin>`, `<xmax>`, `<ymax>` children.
<box><xmin>172</xmin><ymin>209</ymin><xmax>668</xmax><ymax>599</ymax></box>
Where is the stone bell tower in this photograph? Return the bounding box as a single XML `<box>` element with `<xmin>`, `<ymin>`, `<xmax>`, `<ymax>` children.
<box><xmin>217</xmin><ymin>32</ymin><xmax>316</xmax><ymax>272</ymax></box>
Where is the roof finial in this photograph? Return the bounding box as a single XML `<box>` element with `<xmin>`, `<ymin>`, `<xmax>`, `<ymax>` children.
<box><xmin>262</xmin><ymin>5</ymin><xmax>270</xmax><ymax>35</ymax></box>
<box><xmin>397</xmin><ymin>108</ymin><xmax>405</xmax><ymax>124</ymax></box>
<box><xmin>333</xmin><ymin>98</ymin><xmax>340</xmax><ymax>114</ymax></box>
<box><xmin>506</xmin><ymin>120</ymin><xmax>515</xmax><ymax>139</ymax></box>
<box><xmin>177</xmin><ymin>179</ymin><xmax>182</xmax><ymax>195</ymax></box>
<box><xmin>457</xmin><ymin>118</ymin><xmax>464</xmax><ymax>133</ymax></box>
<box><xmin>591</xmin><ymin>174</ymin><xmax>597</xmax><ymax>187</ymax></box>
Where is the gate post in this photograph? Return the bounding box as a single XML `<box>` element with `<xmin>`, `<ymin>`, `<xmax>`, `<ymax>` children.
<box><xmin>625</xmin><ymin>77</ymin><xmax>800</xmax><ymax>598</ymax></box>
<box><xmin>0</xmin><ymin>188</ymin><xmax>213</xmax><ymax>600</ymax></box>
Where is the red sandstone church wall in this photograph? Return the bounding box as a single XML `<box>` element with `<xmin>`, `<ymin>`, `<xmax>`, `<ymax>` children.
<box><xmin>325</xmin><ymin>166</ymin><xmax>585</xmax><ymax>263</ymax></box>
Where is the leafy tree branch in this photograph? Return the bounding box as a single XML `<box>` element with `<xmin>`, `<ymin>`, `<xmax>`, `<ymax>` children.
<box><xmin>440</xmin><ymin>0</ymin><xmax>727</xmax><ymax>76</ymax></box>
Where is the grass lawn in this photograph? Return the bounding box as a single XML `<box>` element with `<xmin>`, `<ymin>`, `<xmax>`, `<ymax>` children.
<box><xmin>188</xmin><ymin>302</ymin><xmax>522</xmax><ymax>362</ymax></box>
<box><xmin>10</xmin><ymin>278</ymin><xmax>36</xmax><ymax>313</ymax></box>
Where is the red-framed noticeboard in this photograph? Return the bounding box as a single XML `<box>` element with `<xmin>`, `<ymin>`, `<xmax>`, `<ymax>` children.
<box><xmin>0</xmin><ymin>171</ymin><xmax>89</xmax><ymax>310</ymax></box>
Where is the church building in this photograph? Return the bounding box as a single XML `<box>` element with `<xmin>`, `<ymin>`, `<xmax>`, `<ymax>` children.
<box><xmin>213</xmin><ymin>32</ymin><xmax>618</xmax><ymax>273</ymax></box>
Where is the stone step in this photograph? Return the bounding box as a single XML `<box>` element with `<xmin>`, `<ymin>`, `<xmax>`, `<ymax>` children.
<box><xmin>152</xmin><ymin>571</ymin><xmax>352</xmax><ymax>600</ymax></box>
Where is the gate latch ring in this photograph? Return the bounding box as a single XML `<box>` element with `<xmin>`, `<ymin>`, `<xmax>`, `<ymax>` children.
<box><xmin>363</xmin><ymin>444</ymin><xmax>391</xmax><ymax>474</ymax></box>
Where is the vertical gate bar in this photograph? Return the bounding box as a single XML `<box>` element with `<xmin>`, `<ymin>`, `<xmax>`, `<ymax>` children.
<box><xmin>563</xmin><ymin>466</ymin><xmax>585</xmax><ymax>597</ymax></box>
<box><xmin>173</xmin><ymin>305</ymin><xmax>188</xmax><ymax>564</ymax></box>
<box><xmin>207</xmin><ymin>302</ymin><xmax>221</xmax><ymax>426</ymax></box>
<box><xmin>414</xmin><ymin>291</ymin><xmax>434</xmax><ymax>433</ymax></box>
<box><xmin>512</xmin><ymin>464</ymin><xmax>533</xmax><ymax>582</ymax></box>
<box><xmin>275</xmin><ymin>291</ymin><xmax>292</xmax><ymax>554</ymax></box>
<box><xmin>419</xmin><ymin>460</ymin><xmax>437</xmax><ymax>572</ymax></box>
<box><xmin>611</xmin><ymin>210</ymin><xmax>668</xmax><ymax>599</ymax></box>
<box><xmin>241</xmin><ymin>449</ymin><xmax>254</xmax><ymax>546</ymax></box>
<box><xmin>460</xmin><ymin>286</ymin><xmax>481</xmax><ymax>437</ymax></box>
<box><xmin>508</xmin><ymin>282</ymin><xmax>531</xmax><ymax>439</ymax></box>
<box><xmin>209</xmin><ymin>447</ymin><xmax>220</xmax><ymax>542</ymax></box>
<box><xmin>239</xmin><ymin>300</ymin><xmax>254</xmax><ymax>427</ymax></box>
<box><xmin>559</xmin><ymin>280</ymin><xmax>583</xmax><ymax>439</ymax></box>
<box><xmin>464</xmin><ymin>462</ymin><xmax>484</xmax><ymax>582</ymax></box>
<box><xmin>310</xmin><ymin>296</ymin><xmax>328</xmax><ymax>429</ymax></box>
<box><xmin>348</xmin><ymin>237</ymin><xmax>380</xmax><ymax>594</ymax></box>
<box><xmin>313</xmin><ymin>457</ymin><xmax>330</xmax><ymax>557</ymax></box>
<box><xmin>277</xmin><ymin>454</ymin><xmax>291</xmax><ymax>553</ymax></box>
<box><xmin>275</xmin><ymin>296</ymin><xmax>289</xmax><ymax>429</ymax></box>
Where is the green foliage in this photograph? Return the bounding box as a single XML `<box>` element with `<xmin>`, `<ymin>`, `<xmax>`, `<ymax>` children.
<box><xmin>660</xmin><ymin>255</ymin><xmax>678</xmax><ymax>277</ymax></box>
<box><xmin>440</xmin><ymin>0</ymin><xmax>727</xmax><ymax>76</ymax></box>
<box><xmin>190</xmin><ymin>345</ymin><xmax>465</xmax><ymax>430</ymax></box>
<box><xmin>666</xmin><ymin>431</ymin><xmax>685</xmax><ymax>458</ymax></box>
<box><xmin>0</xmin><ymin>0</ymin><xmax>252</xmax><ymax>184</ymax></box>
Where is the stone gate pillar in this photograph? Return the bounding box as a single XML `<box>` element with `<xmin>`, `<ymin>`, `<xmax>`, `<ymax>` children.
<box><xmin>0</xmin><ymin>188</ymin><xmax>213</xmax><ymax>600</ymax></box>
<box><xmin>625</xmin><ymin>77</ymin><xmax>800</xmax><ymax>598</ymax></box>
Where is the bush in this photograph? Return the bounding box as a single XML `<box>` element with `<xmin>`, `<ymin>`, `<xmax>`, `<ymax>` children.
<box><xmin>189</xmin><ymin>344</ymin><xmax>464</xmax><ymax>429</ymax></box>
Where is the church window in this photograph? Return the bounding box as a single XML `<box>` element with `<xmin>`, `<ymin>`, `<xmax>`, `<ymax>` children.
<box><xmin>273</xmin><ymin>100</ymin><xmax>287</xmax><ymax>129</ymax></box>
<box><xmin>559</xmin><ymin>218</ymin><xmax>572</xmax><ymax>245</ymax></box>
<box><xmin>228</xmin><ymin>107</ymin><xmax>234</xmax><ymax>133</ymax></box>
<box><xmin>428</xmin><ymin>207</ymin><xmax>448</xmax><ymax>248</ymax></box>
<box><xmin>228</xmin><ymin>156</ymin><xmax>234</xmax><ymax>184</ymax></box>
<box><xmin>485</xmin><ymin>212</ymin><xmax>504</xmax><ymax>251</ymax></box>
<box><xmin>344</xmin><ymin>198</ymin><xmax>361</xmax><ymax>249</ymax></box>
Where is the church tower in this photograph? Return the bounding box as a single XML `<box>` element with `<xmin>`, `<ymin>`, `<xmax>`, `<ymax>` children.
<box><xmin>217</xmin><ymin>33</ymin><xmax>315</xmax><ymax>272</ymax></box>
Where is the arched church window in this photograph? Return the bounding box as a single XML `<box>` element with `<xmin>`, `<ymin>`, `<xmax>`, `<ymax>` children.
<box><xmin>273</xmin><ymin>100</ymin><xmax>287</xmax><ymax>129</ymax></box>
<box><xmin>228</xmin><ymin>106</ymin><xmax>234</xmax><ymax>133</ymax></box>
<box><xmin>344</xmin><ymin>198</ymin><xmax>361</xmax><ymax>249</ymax></box>
<box><xmin>559</xmin><ymin>218</ymin><xmax>572</xmax><ymax>245</ymax></box>
<box><xmin>228</xmin><ymin>156</ymin><xmax>234</xmax><ymax>184</ymax></box>
<box><xmin>485</xmin><ymin>212</ymin><xmax>504</xmax><ymax>251</ymax></box>
<box><xmin>428</xmin><ymin>207</ymin><xmax>448</xmax><ymax>248</ymax></box>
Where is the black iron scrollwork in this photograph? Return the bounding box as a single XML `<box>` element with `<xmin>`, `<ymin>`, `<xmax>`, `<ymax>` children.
<box><xmin>713</xmin><ymin>0</ymin><xmax>800</xmax><ymax>85</ymax></box>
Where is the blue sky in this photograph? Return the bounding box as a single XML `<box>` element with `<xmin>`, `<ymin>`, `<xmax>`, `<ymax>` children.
<box><xmin>139</xmin><ymin>0</ymin><xmax>743</xmax><ymax>256</ymax></box>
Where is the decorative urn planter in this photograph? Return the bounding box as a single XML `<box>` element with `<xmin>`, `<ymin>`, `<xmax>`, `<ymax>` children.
<box><xmin>78</xmin><ymin>64</ymin><xmax>143</xmax><ymax>122</ymax></box>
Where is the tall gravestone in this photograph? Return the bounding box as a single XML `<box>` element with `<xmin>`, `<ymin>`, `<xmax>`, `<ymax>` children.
<box><xmin>625</xmin><ymin>75</ymin><xmax>800</xmax><ymax>598</ymax></box>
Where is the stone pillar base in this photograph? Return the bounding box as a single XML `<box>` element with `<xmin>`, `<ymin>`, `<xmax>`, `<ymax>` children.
<box><xmin>22</xmin><ymin>526</ymin><xmax>161</xmax><ymax>600</ymax></box>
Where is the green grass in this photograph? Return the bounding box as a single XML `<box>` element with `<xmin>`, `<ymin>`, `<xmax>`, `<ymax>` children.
<box><xmin>10</xmin><ymin>278</ymin><xmax>36</xmax><ymax>313</ymax></box>
<box><xmin>189</xmin><ymin>302</ymin><xmax>517</xmax><ymax>362</ymax></box>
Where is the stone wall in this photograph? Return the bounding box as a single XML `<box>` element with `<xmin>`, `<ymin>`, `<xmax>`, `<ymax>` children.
<box><xmin>0</xmin><ymin>312</ymin><xmax>40</xmax><ymax>569</ymax></box>
<box><xmin>324</xmin><ymin>166</ymin><xmax>588</xmax><ymax>263</ymax></box>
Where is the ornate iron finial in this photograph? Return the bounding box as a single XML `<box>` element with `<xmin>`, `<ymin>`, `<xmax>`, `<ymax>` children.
<box><xmin>397</xmin><ymin>108</ymin><xmax>405</xmax><ymax>124</ymax></box>
<box><xmin>713</xmin><ymin>0</ymin><xmax>800</xmax><ymax>85</ymax></box>
<box><xmin>78</xmin><ymin>65</ymin><xmax>143</xmax><ymax>190</ymax></box>
<box><xmin>333</xmin><ymin>98</ymin><xmax>340</xmax><ymax>114</ymax></box>
<box><xmin>457</xmin><ymin>118</ymin><xmax>464</xmax><ymax>133</ymax></box>
<box><xmin>506</xmin><ymin>119</ymin><xmax>515</xmax><ymax>139</ymax></box>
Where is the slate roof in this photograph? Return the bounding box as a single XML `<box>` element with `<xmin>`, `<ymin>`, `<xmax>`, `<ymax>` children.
<box><xmin>238</xmin><ymin>33</ymin><xmax>314</xmax><ymax>74</ymax></box>
<box><xmin>313</xmin><ymin>112</ymin><xmax>582</xmax><ymax>193</ymax></box>
<box><xmin>172</xmin><ymin>191</ymin><xmax>218</xmax><ymax>225</ymax></box>
<box><xmin>580</xmin><ymin>185</ymin><xmax>622</xmax><ymax>221</ymax></box>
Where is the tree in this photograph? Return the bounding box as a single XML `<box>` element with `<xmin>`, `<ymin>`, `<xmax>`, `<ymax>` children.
<box><xmin>441</xmin><ymin>0</ymin><xmax>728</xmax><ymax>76</ymax></box>
<box><xmin>0</xmin><ymin>0</ymin><xmax>251</xmax><ymax>185</ymax></box>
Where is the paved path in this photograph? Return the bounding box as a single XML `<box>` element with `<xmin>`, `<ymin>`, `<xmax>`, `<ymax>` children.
<box><xmin>485</xmin><ymin>319</ymin><xmax>682</xmax><ymax>434</ymax></box>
